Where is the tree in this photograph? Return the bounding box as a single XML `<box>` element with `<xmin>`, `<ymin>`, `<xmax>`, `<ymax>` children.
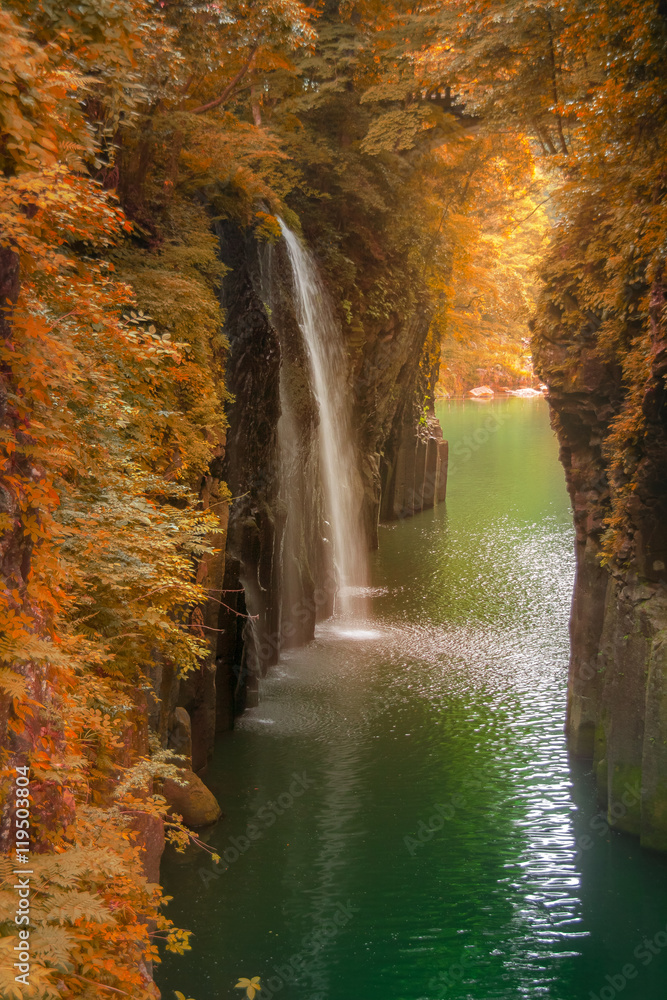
<box><xmin>0</xmin><ymin>4</ymin><xmax>224</xmax><ymax>996</ymax></box>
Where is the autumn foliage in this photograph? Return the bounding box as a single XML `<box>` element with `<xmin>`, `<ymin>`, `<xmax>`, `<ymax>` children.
<box><xmin>1</xmin><ymin>0</ymin><xmax>666</xmax><ymax>996</ymax></box>
<box><xmin>0</xmin><ymin>3</ymin><xmax>231</xmax><ymax>997</ymax></box>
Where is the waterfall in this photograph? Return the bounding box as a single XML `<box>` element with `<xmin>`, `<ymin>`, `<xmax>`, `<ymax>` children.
<box><xmin>278</xmin><ymin>220</ymin><xmax>368</xmax><ymax>616</ymax></box>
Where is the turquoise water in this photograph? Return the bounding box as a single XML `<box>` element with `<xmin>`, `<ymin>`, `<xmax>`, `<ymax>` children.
<box><xmin>158</xmin><ymin>399</ymin><xmax>667</xmax><ymax>1000</ymax></box>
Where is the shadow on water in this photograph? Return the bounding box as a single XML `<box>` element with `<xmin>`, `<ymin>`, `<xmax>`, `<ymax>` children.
<box><xmin>158</xmin><ymin>399</ymin><xmax>667</xmax><ymax>1000</ymax></box>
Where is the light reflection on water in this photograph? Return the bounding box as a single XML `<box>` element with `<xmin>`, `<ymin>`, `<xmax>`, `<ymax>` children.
<box><xmin>159</xmin><ymin>399</ymin><xmax>667</xmax><ymax>1000</ymax></box>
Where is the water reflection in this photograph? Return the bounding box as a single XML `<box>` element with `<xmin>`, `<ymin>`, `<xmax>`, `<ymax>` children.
<box><xmin>158</xmin><ymin>400</ymin><xmax>667</xmax><ymax>1000</ymax></box>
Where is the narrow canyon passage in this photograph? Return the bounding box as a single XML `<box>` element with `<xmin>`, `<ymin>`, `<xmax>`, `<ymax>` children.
<box><xmin>159</xmin><ymin>400</ymin><xmax>667</xmax><ymax>1000</ymax></box>
<box><xmin>5</xmin><ymin>6</ymin><xmax>667</xmax><ymax>997</ymax></box>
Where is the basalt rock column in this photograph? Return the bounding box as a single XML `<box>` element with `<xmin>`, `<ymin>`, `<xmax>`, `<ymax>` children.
<box><xmin>534</xmin><ymin>266</ymin><xmax>667</xmax><ymax>851</ymax></box>
<box><xmin>217</xmin><ymin>223</ymin><xmax>282</xmax><ymax>706</ymax></box>
<box><xmin>214</xmin><ymin>224</ymin><xmax>334</xmax><ymax>717</ymax></box>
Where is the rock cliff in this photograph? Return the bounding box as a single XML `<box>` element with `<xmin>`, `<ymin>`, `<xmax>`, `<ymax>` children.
<box><xmin>534</xmin><ymin>266</ymin><xmax>667</xmax><ymax>850</ymax></box>
<box><xmin>156</xmin><ymin>227</ymin><xmax>448</xmax><ymax>779</ymax></box>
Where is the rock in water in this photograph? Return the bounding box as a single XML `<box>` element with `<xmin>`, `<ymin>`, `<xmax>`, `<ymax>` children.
<box><xmin>468</xmin><ymin>385</ymin><xmax>494</xmax><ymax>397</ymax></box>
<box><xmin>505</xmin><ymin>387</ymin><xmax>543</xmax><ymax>398</ymax></box>
<box><xmin>162</xmin><ymin>769</ymin><xmax>222</xmax><ymax>828</ymax></box>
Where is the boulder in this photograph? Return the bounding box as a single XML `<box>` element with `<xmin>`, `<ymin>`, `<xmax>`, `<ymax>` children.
<box><xmin>162</xmin><ymin>769</ymin><xmax>222</xmax><ymax>828</ymax></box>
<box><xmin>505</xmin><ymin>386</ymin><xmax>543</xmax><ymax>398</ymax></box>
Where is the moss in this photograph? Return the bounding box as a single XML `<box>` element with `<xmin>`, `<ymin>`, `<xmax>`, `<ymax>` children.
<box><xmin>595</xmin><ymin>757</ymin><xmax>608</xmax><ymax>810</ymax></box>
<box><xmin>608</xmin><ymin>763</ymin><xmax>643</xmax><ymax>835</ymax></box>
<box><xmin>593</xmin><ymin>723</ymin><xmax>607</xmax><ymax>772</ymax></box>
<box><xmin>641</xmin><ymin>780</ymin><xmax>667</xmax><ymax>852</ymax></box>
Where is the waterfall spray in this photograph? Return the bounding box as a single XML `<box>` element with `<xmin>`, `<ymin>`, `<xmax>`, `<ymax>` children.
<box><xmin>279</xmin><ymin>219</ymin><xmax>368</xmax><ymax>616</ymax></box>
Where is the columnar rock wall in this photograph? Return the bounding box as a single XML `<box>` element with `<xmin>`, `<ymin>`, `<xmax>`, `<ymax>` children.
<box><xmin>157</xmin><ymin>231</ymin><xmax>449</xmax><ymax>778</ymax></box>
<box><xmin>354</xmin><ymin>314</ymin><xmax>448</xmax><ymax>537</ymax></box>
<box><xmin>213</xmin><ymin>224</ymin><xmax>333</xmax><ymax>722</ymax></box>
<box><xmin>534</xmin><ymin>269</ymin><xmax>667</xmax><ymax>850</ymax></box>
<box><xmin>380</xmin><ymin>413</ymin><xmax>448</xmax><ymax>521</ymax></box>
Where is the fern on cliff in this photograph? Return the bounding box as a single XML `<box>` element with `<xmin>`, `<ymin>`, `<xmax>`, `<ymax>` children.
<box><xmin>0</xmin><ymin>3</ymin><xmax>234</xmax><ymax>996</ymax></box>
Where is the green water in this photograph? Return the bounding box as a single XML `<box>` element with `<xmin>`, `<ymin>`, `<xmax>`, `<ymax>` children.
<box><xmin>159</xmin><ymin>399</ymin><xmax>667</xmax><ymax>1000</ymax></box>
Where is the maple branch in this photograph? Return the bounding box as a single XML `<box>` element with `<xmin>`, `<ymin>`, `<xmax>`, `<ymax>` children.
<box><xmin>47</xmin><ymin>308</ymin><xmax>81</xmax><ymax>333</ymax></box>
<box><xmin>208</xmin><ymin>490</ymin><xmax>249</xmax><ymax>508</ymax></box>
<box><xmin>71</xmin><ymin>974</ymin><xmax>132</xmax><ymax>996</ymax></box>
<box><xmin>202</xmin><ymin>592</ymin><xmax>258</xmax><ymax>618</ymax></box>
<box><xmin>508</xmin><ymin>195</ymin><xmax>553</xmax><ymax>233</ymax></box>
<box><xmin>543</xmin><ymin>12</ymin><xmax>568</xmax><ymax>154</ymax></box>
<box><xmin>424</xmin><ymin>145</ymin><xmax>486</xmax><ymax>268</ymax></box>
<box><xmin>455</xmin><ymin>294</ymin><xmax>484</xmax><ymax>311</ymax></box>
<box><xmin>180</xmin><ymin>606</ymin><xmax>259</xmax><ymax>626</ymax></box>
<box><xmin>163</xmin><ymin>820</ymin><xmax>221</xmax><ymax>856</ymax></box>
<box><xmin>530</xmin><ymin>118</ymin><xmax>550</xmax><ymax>156</ymax></box>
<box><xmin>180</xmin><ymin>72</ymin><xmax>195</xmax><ymax>97</ymax></box>
<box><xmin>190</xmin><ymin>48</ymin><xmax>258</xmax><ymax>114</ymax></box>
<box><xmin>137</xmin><ymin>583</ymin><xmax>173</xmax><ymax>600</ymax></box>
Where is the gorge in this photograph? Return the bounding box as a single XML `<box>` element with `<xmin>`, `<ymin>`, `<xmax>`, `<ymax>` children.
<box><xmin>1</xmin><ymin>2</ymin><xmax>667</xmax><ymax>999</ymax></box>
<box><xmin>159</xmin><ymin>397</ymin><xmax>667</xmax><ymax>1000</ymax></box>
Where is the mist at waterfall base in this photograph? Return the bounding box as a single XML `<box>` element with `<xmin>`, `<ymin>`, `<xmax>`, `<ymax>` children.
<box><xmin>158</xmin><ymin>400</ymin><xmax>667</xmax><ymax>1000</ymax></box>
<box><xmin>278</xmin><ymin>219</ymin><xmax>368</xmax><ymax>618</ymax></box>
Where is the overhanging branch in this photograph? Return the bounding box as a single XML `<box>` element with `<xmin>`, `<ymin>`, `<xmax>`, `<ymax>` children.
<box><xmin>190</xmin><ymin>47</ymin><xmax>258</xmax><ymax>114</ymax></box>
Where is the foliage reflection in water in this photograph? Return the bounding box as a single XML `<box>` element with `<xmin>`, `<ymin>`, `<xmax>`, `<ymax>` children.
<box><xmin>159</xmin><ymin>399</ymin><xmax>667</xmax><ymax>1000</ymax></box>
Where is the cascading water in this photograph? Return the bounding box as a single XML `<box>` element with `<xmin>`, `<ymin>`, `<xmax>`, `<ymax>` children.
<box><xmin>278</xmin><ymin>219</ymin><xmax>368</xmax><ymax>616</ymax></box>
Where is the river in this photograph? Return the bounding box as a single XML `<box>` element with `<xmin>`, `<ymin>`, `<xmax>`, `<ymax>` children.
<box><xmin>158</xmin><ymin>398</ymin><xmax>667</xmax><ymax>1000</ymax></box>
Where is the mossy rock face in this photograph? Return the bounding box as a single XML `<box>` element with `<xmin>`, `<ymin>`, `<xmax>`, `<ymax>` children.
<box><xmin>595</xmin><ymin>756</ymin><xmax>608</xmax><ymax>808</ymax></box>
<box><xmin>167</xmin><ymin>706</ymin><xmax>192</xmax><ymax>768</ymax></box>
<box><xmin>641</xmin><ymin>780</ymin><xmax>667</xmax><ymax>851</ymax></box>
<box><xmin>607</xmin><ymin>763</ymin><xmax>643</xmax><ymax>835</ymax></box>
<box><xmin>162</xmin><ymin>769</ymin><xmax>222</xmax><ymax>828</ymax></box>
